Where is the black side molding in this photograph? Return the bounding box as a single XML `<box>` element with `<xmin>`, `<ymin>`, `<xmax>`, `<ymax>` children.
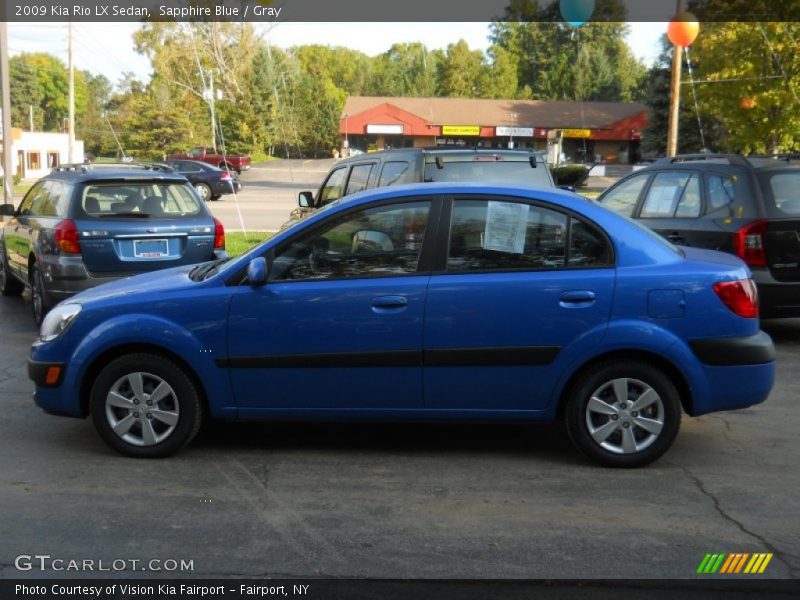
<box><xmin>216</xmin><ymin>346</ymin><xmax>561</xmax><ymax>369</ymax></box>
<box><xmin>689</xmin><ymin>331</ymin><xmax>776</xmax><ymax>366</ymax></box>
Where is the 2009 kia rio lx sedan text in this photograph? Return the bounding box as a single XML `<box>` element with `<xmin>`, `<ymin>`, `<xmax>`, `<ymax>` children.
<box><xmin>27</xmin><ymin>183</ymin><xmax>776</xmax><ymax>467</ymax></box>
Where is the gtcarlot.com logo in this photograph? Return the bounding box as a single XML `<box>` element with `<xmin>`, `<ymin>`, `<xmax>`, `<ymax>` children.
<box><xmin>697</xmin><ymin>552</ymin><xmax>773</xmax><ymax>574</ymax></box>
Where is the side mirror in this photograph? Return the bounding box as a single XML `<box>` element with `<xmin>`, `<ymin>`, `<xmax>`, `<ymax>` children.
<box><xmin>0</xmin><ymin>203</ymin><xmax>15</xmax><ymax>217</ymax></box>
<box><xmin>247</xmin><ymin>257</ymin><xmax>268</xmax><ymax>287</ymax></box>
<box><xmin>352</xmin><ymin>230</ymin><xmax>394</xmax><ymax>253</ymax></box>
<box><xmin>298</xmin><ymin>191</ymin><xmax>314</xmax><ymax>208</ymax></box>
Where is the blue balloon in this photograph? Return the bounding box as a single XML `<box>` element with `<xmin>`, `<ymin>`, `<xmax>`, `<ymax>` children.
<box><xmin>559</xmin><ymin>0</ymin><xmax>596</xmax><ymax>26</ymax></box>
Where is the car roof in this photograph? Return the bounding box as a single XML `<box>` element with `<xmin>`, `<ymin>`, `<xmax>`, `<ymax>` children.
<box><xmin>650</xmin><ymin>154</ymin><xmax>800</xmax><ymax>173</ymax></box>
<box><xmin>335</xmin><ymin>147</ymin><xmax>546</xmax><ymax>165</ymax></box>
<box><xmin>43</xmin><ymin>164</ymin><xmax>187</xmax><ymax>184</ymax></box>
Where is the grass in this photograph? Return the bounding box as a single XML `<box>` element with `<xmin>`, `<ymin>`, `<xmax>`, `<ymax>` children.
<box><xmin>225</xmin><ymin>231</ymin><xmax>274</xmax><ymax>257</ymax></box>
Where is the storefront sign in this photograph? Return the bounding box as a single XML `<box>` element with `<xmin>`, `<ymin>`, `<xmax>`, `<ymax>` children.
<box><xmin>561</xmin><ymin>129</ymin><xmax>592</xmax><ymax>138</ymax></box>
<box><xmin>442</xmin><ymin>125</ymin><xmax>481</xmax><ymax>136</ymax></box>
<box><xmin>366</xmin><ymin>124</ymin><xmax>404</xmax><ymax>135</ymax></box>
<box><xmin>495</xmin><ymin>127</ymin><xmax>534</xmax><ymax>138</ymax></box>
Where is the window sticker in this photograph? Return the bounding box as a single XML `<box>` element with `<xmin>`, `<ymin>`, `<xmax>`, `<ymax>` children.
<box><xmin>483</xmin><ymin>201</ymin><xmax>529</xmax><ymax>254</ymax></box>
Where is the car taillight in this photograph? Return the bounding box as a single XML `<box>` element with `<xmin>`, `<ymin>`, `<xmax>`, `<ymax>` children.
<box><xmin>220</xmin><ymin>171</ymin><xmax>231</xmax><ymax>180</ymax></box>
<box><xmin>213</xmin><ymin>217</ymin><xmax>225</xmax><ymax>250</ymax></box>
<box><xmin>54</xmin><ymin>219</ymin><xmax>81</xmax><ymax>254</ymax></box>
<box><xmin>713</xmin><ymin>278</ymin><xmax>759</xmax><ymax>318</ymax></box>
<box><xmin>733</xmin><ymin>220</ymin><xmax>767</xmax><ymax>267</ymax></box>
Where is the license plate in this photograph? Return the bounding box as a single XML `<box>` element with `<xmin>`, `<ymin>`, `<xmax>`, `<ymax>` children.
<box><xmin>133</xmin><ymin>238</ymin><xmax>169</xmax><ymax>258</ymax></box>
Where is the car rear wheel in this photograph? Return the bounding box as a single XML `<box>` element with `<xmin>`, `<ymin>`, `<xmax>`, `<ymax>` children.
<box><xmin>90</xmin><ymin>353</ymin><xmax>203</xmax><ymax>458</ymax></box>
<box><xmin>194</xmin><ymin>182</ymin><xmax>212</xmax><ymax>202</ymax></box>
<box><xmin>565</xmin><ymin>361</ymin><xmax>681</xmax><ymax>468</ymax></box>
<box><xmin>0</xmin><ymin>251</ymin><xmax>23</xmax><ymax>297</ymax></box>
<box><xmin>30</xmin><ymin>263</ymin><xmax>51</xmax><ymax>325</ymax></box>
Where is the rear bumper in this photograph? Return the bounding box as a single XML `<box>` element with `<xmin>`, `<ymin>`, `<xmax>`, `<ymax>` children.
<box><xmin>689</xmin><ymin>331</ymin><xmax>775</xmax><ymax>366</ymax></box>
<box><xmin>752</xmin><ymin>269</ymin><xmax>800</xmax><ymax>318</ymax></box>
<box><xmin>40</xmin><ymin>256</ymin><xmax>120</xmax><ymax>302</ymax></box>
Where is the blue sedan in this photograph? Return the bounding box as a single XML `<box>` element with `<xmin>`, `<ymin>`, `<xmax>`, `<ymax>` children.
<box><xmin>28</xmin><ymin>183</ymin><xmax>776</xmax><ymax>467</ymax></box>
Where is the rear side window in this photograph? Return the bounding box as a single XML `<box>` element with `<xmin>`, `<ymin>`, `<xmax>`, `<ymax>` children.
<box><xmin>379</xmin><ymin>161</ymin><xmax>413</xmax><ymax>186</ymax></box>
<box><xmin>706</xmin><ymin>174</ymin><xmax>736</xmax><ymax>211</ymax></box>
<box><xmin>640</xmin><ymin>172</ymin><xmax>701</xmax><ymax>218</ymax></box>
<box><xmin>345</xmin><ymin>163</ymin><xmax>374</xmax><ymax>195</ymax></box>
<box><xmin>448</xmin><ymin>199</ymin><xmax>611</xmax><ymax>272</ymax></box>
<box><xmin>80</xmin><ymin>183</ymin><xmax>203</xmax><ymax>218</ymax></box>
<box><xmin>768</xmin><ymin>173</ymin><xmax>800</xmax><ymax>215</ymax></box>
<box><xmin>599</xmin><ymin>174</ymin><xmax>648</xmax><ymax>217</ymax></box>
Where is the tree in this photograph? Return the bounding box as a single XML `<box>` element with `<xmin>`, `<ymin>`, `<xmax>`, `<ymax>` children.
<box><xmin>690</xmin><ymin>22</ymin><xmax>800</xmax><ymax>154</ymax></box>
<box><xmin>438</xmin><ymin>40</ymin><xmax>488</xmax><ymax>97</ymax></box>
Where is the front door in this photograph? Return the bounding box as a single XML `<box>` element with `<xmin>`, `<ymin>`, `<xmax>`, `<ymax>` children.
<box><xmin>423</xmin><ymin>197</ymin><xmax>616</xmax><ymax>412</ymax></box>
<box><xmin>226</xmin><ymin>199</ymin><xmax>435</xmax><ymax>414</ymax></box>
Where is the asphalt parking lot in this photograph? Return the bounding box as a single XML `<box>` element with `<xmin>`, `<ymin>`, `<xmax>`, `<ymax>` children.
<box><xmin>1</xmin><ymin>161</ymin><xmax>798</xmax><ymax>581</ymax></box>
<box><xmin>0</xmin><ymin>289</ymin><xmax>799</xmax><ymax>579</ymax></box>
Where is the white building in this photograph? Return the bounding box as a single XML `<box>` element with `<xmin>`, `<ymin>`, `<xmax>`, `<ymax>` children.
<box><xmin>0</xmin><ymin>129</ymin><xmax>84</xmax><ymax>181</ymax></box>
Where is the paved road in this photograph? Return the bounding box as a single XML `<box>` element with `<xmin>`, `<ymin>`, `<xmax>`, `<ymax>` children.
<box><xmin>208</xmin><ymin>159</ymin><xmax>334</xmax><ymax>232</ymax></box>
<box><xmin>0</xmin><ymin>288</ymin><xmax>798</xmax><ymax>579</ymax></box>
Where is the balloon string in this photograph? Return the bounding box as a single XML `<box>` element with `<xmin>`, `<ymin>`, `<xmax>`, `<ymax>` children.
<box><xmin>683</xmin><ymin>47</ymin><xmax>707</xmax><ymax>152</ymax></box>
<box><xmin>756</xmin><ymin>22</ymin><xmax>800</xmax><ymax>105</ymax></box>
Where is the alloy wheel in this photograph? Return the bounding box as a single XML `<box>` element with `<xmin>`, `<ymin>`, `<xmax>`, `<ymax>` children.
<box><xmin>105</xmin><ymin>371</ymin><xmax>180</xmax><ymax>447</ymax></box>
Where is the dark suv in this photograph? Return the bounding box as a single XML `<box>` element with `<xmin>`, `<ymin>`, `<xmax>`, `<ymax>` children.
<box><xmin>291</xmin><ymin>147</ymin><xmax>554</xmax><ymax>222</ymax></box>
<box><xmin>0</xmin><ymin>164</ymin><xmax>226</xmax><ymax>323</ymax></box>
<box><xmin>597</xmin><ymin>154</ymin><xmax>800</xmax><ymax>318</ymax></box>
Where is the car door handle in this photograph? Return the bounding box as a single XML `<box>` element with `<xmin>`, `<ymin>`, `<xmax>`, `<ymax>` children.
<box><xmin>559</xmin><ymin>291</ymin><xmax>596</xmax><ymax>308</ymax></box>
<box><xmin>666</xmin><ymin>232</ymin><xmax>685</xmax><ymax>243</ymax></box>
<box><xmin>371</xmin><ymin>295</ymin><xmax>408</xmax><ymax>312</ymax></box>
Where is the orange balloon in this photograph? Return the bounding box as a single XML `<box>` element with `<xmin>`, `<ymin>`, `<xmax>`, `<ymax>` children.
<box><xmin>667</xmin><ymin>12</ymin><xmax>700</xmax><ymax>47</ymax></box>
<box><xmin>740</xmin><ymin>97</ymin><xmax>757</xmax><ymax>110</ymax></box>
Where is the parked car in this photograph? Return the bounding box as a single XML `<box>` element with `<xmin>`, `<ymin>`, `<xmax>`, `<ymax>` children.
<box><xmin>288</xmin><ymin>147</ymin><xmax>554</xmax><ymax>224</ymax></box>
<box><xmin>0</xmin><ymin>164</ymin><xmax>226</xmax><ymax>324</ymax></box>
<box><xmin>28</xmin><ymin>182</ymin><xmax>774</xmax><ymax>466</ymax></box>
<box><xmin>596</xmin><ymin>153</ymin><xmax>800</xmax><ymax>318</ymax></box>
<box><xmin>163</xmin><ymin>160</ymin><xmax>242</xmax><ymax>201</ymax></box>
<box><xmin>167</xmin><ymin>146</ymin><xmax>251</xmax><ymax>174</ymax></box>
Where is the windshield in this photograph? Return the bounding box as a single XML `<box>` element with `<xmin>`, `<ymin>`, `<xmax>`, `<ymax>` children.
<box><xmin>424</xmin><ymin>159</ymin><xmax>552</xmax><ymax>187</ymax></box>
<box><xmin>79</xmin><ymin>182</ymin><xmax>204</xmax><ymax>218</ymax></box>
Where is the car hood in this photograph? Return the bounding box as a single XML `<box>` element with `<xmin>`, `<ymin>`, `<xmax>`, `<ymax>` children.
<box><xmin>67</xmin><ymin>263</ymin><xmax>202</xmax><ymax>305</ymax></box>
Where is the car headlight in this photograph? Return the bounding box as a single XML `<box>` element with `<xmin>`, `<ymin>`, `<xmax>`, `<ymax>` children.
<box><xmin>39</xmin><ymin>304</ymin><xmax>82</xmax><ymax>342</ymax></box>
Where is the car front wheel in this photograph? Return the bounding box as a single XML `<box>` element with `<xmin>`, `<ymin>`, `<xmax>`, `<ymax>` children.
<box><xmin>565</xmin><ymin>360</ymin><xmax>681</xmax><ymax>468</ymax></box>
<box><xmin>90</xmin><ymin>354</ymin><xmax>203</xmax><ymax>458</ymax></box>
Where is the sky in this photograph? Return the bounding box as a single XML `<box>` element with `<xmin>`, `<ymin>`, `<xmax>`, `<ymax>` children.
<box><xmin>6</xmin><ymin>22</ymin><xmax>668</xmax><ymax>87</ymax></box>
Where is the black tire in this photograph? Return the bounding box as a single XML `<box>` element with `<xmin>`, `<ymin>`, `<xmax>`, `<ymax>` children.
<box><xmin>564</xmin><ymin>360</ymin><xmax>681</xmax><ymax>468</ymax></box>
<box><xmin>90</xmin><ymin>353</ymin><xmax>203</xmax><ymax>458</ymax></box>
<box><xmin>194</xmin><ymin>182</ymin><xmax>212</xmax><ymax>202</ymax></box>
<box><xmin>210</xmin><ymin>194</ymin><xmax>222</xmax><ymax>201</ymax></box>
<box><xmin>0</xmin><ymin>249</ymin><xmax>23</xmax><ymax>297</ymax></box>
<box><xmin>30</xmin><ymin>263</ymin><xmax>51</xmax><ymax>326</ymax></box>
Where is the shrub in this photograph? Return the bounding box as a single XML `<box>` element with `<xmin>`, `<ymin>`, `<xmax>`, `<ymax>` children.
<box><xmin>550</xmin><ymin>165</ymin><xmax>590</xmax><ymax>188</ymax></box>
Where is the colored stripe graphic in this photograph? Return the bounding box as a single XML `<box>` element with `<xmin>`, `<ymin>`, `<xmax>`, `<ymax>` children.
<box><xmin>699</xmin><ymin>553</ymin><xmax>774</xmax><ymax>574</ymax></box>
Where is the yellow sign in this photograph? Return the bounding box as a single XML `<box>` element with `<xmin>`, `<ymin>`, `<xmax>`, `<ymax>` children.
<box><xmin>562</xmin><ymin>129</ymin><xmax>592</xmax><ymax>139</ymax></box>
<box><xmin>442</xmin><ymin>126</ymin><xmax>481</xmax><ymax>136</ymax></box>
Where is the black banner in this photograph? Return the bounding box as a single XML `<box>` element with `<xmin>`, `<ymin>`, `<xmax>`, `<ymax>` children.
<box><xmin>3</xmin><ymin>579</ymin><xmax>800</xmax><ymax>600</ymax></box>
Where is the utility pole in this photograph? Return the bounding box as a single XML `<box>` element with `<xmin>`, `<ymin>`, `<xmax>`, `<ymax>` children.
<box><xmin>67</xmin><ymin>21</ymin><xmax>75</xmax><ymax>163</ymax></box>
<box><xmin>666</xmin><ymin>0</ymin><xmax>685</xmax><ymax>157</ymax></box>
<box><xmin>209</xmin><ymin>70</ymin><xmax>216</xmax><ymax>153</ymax></box>
<box><xmin>0</xmin><ymin>21</ymin><xmax>14</xmax><ymax>205</ymax></box>
<box><xmin>29</xmin><ymin>105</ymin><xmax>33</xmax><ymax>131</ymax></box>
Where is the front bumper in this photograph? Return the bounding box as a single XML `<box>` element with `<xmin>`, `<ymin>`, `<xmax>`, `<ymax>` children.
<box><xmin>28</xmin><ymin>359</ymin><xmax>66</xmax><ymax>387</ymax></box>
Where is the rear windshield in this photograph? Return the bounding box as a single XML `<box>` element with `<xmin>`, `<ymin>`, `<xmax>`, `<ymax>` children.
<box><xmin>766</xmin><ymin>172</ymin><xmax>800</xmax><ymax>216</ymax></box>
<box><xmin>78</xmin><ymin>182</ymin><xmax>204</xmax><ymax>218</ymax></box>
<box><xmin>424</xmin><ymin>155</ymin><xmax>552</xmax><ymax>187</ymax></box>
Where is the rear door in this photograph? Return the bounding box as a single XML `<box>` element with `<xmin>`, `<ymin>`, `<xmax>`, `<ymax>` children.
<box><xmin>635</xmin><ymin>170</ymin><xmax>703</xmax><ymax>246</ymax></box>
<box><xmin>761</xmin><ymin>170</ymin><xmax>800</xmax><ymax>282</ymax></box>
<box><xmin>423</xmin><ymin>196</ymin><xmax>615</xmax><ymax>412</ymax></box>
<box><xmin>72</xmin><ymin>181</ymin><xmax>216</xmax><ymax>276</ymax></box>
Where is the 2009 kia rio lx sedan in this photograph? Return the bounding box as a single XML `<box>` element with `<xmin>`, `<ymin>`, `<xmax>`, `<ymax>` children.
<box><xmin>28</xmin><ymin>183</ymin><xmax>776</xmax><ymax>467</ymax></box>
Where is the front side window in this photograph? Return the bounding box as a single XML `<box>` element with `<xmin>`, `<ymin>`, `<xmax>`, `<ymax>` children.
<box><xmin>448</xmin><ymin>200</ymin><xmax>568</xmax><ymax>271</ymax></box>
<box><xmin>319</xmin><ymin>167</ymin><xmax>348</xmax><ymax>206</ymax></box>
<box><xmin>599</xmin><ymin>174</ymin><xmax>649</xmax><ymax>217</ymax></box>
<box><xmin>270</xmin><ymin>201</ymin><xmax>431</xmax><ymax>281</ymax></box>
<box><xmin>345</xmin><ymin>164</ymin><xmax>374</xmax><ymax>195</ymax></box>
